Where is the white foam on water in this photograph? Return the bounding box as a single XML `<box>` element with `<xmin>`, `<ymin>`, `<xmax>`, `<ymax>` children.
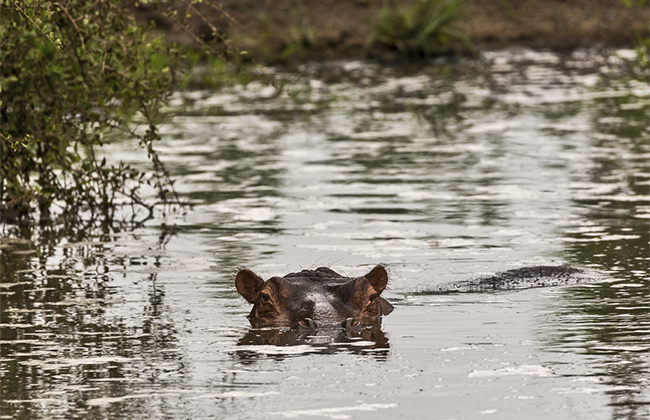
<box><xmin>270</xmin><ymin>402</ymin><xmax>398</xmax><ymax>419</ymax></box>
<box><xmin>468</xmin><ymin>365</ymin><xmax>554</xmax><ymax>378</ymax></box>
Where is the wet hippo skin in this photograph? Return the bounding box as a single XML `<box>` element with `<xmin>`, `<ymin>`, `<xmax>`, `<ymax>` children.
<box><xmin>235</xmin><ymin>264</ymin><xmax>394</xmax><ymax>331</ymax></box>
<box><xmin>426</xmin><ymin>265</ymin><xmax>595</xmax><ymax>293</ymax></box>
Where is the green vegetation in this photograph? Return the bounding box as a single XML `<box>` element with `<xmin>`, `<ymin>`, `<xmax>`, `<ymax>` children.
<box><xmin>181</xmin><ymin>49</ymin><xmax>251</xmax><ymax>90</ymax></box>
<box><xmin>631</xmin><ymin>36</ymin><xmax>650</xmax><ymax>79</ymax></box>
<box><xmin>368</xmin><ymin>0</ymin><xmax>473</xmax><ymax>57</ymax></box>
<box><xmin>0</xmin><ymin>0</ymin><xmax>233</xmax><ymax>226</ymax></box>
<box><xmin>621</xmin><ymin>0</ymin><xmax>649</xmax><ymax>80</ymax></box>
<box><xmin>282</xmin><ymin>0</ymin><xmax>318</xmax><ymax>59</ymax></box>
<box><xmin>621</xmin><ymin>0</ymin><xmax>648</xmax><ymax>6</ymax></box>
<box><xmin>254</xmin><ymin>1</ymin><xmax>318</xmax><ymax>62</ymax></box>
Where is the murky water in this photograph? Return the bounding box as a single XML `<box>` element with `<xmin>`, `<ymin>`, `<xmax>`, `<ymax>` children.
<box><xmin>1</xmin><ymin>49</ymin><xmax>649</xmax><ymax>419</ymax></box>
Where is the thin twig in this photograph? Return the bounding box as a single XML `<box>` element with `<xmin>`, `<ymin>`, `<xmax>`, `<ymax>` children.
<box><xmin>10</xmin><ymin>0</ymin><xmax>61</xmax><ymax>52</ymax></box>
<box><xmin>166</xmin><ymin>11</ymin><xmax>220</xmax><ymax>55</ymax></box>
<box><xmin>56</xmin><ymin>3</ymin><xmax>87</xmax><ymax>54</ymax></box>
<box><xmin>179</xmin><ymin>0</ymin><xmax>236</xmax><ymax>52</ymax></box>
<box><xmin>205</xmin><ymin>1</ymin><xmax>243</xmax><ymax>29</ymax></box>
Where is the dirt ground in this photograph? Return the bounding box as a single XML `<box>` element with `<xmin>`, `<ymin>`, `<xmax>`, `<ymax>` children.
<box><xmin>135</xmin><ymin>0</ymin><xmax>650</xmax><ymax>62</ymax></box>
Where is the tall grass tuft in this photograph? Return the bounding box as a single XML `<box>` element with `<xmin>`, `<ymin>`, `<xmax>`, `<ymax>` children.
<box><xmin>368</xmin><ymin>0</ymin><xmax>474</xmax><ymax>57</ymax></box>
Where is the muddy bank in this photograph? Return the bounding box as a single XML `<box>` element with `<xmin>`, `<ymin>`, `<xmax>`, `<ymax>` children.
<box><xmin>136</xmin><ymin>0</ymin><xmax>649</xmax><ymax>62</ymax></box>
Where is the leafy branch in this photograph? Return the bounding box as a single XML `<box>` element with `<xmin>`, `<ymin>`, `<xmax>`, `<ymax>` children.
<box><xmin>8</xmin><ymin>0</ymin><xmax>63</xmax><ymax>51</ymax></box>
<box><xmin>0</xmin><ymin>0</ymin><xmax>236</xmax><ymax>227</ymax></box>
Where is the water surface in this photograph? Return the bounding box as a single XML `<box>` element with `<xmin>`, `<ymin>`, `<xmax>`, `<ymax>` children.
<box><xmin>1</xmin><ymin>49</ymin><xmax>649</xmax><ymax>419</ymax></box>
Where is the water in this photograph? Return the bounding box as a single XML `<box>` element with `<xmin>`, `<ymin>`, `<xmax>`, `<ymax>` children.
<box><xmin>1</xmin><ymin>49</ymin><xmax>649</xmax><ymax>419</ymax></box>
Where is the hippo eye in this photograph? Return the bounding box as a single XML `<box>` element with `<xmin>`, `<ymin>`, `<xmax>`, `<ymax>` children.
<box><xmin>260</xmin><ymin>293</ymin><xmax>271</xmax><ymax>304</ymax></box>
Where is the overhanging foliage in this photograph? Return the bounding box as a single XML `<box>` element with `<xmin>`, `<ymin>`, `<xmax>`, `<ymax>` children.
<box><xmin>0</xmin><ymin>0</ymin><xmax>231</xmax><ymax>226</ymax></box>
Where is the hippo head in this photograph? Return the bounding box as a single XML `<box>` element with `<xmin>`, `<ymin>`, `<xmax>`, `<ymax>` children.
<box><xmin>235</xmin><ymin>265</ymin><xmax>394</xmax><ymax>331</ymax></box>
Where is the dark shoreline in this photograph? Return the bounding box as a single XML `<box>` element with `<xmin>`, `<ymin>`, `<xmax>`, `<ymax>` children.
<box><xmin>135</xmin><ymin>0</ymin><xmax>650</xmax><ymax>63</ymax></box>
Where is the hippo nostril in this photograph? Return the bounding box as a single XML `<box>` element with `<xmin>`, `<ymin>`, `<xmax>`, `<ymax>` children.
<box><xmin>344</xmin><ymin>318</ymin><xmax>363</xmax><ymax>332</ymax></box>
<box><xmin>298</xmin><ymin>318</ymin><xmax>317</xmax><ymax>330</ymax></box>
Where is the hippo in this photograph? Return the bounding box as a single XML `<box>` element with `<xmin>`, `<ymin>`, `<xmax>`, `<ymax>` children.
<box><xmin>235</xmin><ymin>264</ymin><xmax>595</xmax><ymax>330</ymax></box>
<box><xmin>235</xmin><ymin>264</ymin><xmax>394</xmax><ymax>332</ymax></box>
<box><xmin>424</xmin><ymin>265</ymin><xmax>596</xmax><ymax>293</ymax></box>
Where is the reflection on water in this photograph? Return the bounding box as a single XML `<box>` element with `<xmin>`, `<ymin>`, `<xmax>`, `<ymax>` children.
<box><xmin>1</xmin><ymin>49</ymin><xmax>648</xmax><ymax>419</ymax></box>
<box><xmin>236</xmin><ymin>326</ymin><xmax>389</xmax><ymax>360</ymax></box>
<box><xmin>0</xmin><ymin>230</ymin><xmax>184</xmax><ymax>419</ymax></box>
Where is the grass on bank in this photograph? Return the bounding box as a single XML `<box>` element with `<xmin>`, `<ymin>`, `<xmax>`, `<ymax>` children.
<box><xmin>367</xmin><ymin>0</ymin><xmax>474</xmax><ymax>57</ymax></box>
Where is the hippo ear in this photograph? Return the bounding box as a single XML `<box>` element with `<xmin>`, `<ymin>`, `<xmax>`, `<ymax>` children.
<box><xmin>364</xmin><ymin>264</ymin><xmax>388</xmax><ymax>294</ymax></box>
<box><xmin>235</xmin><ymin>269</ymin><xmax>265</xmax><ymax>303</ymax></box>
<box><xmin>349</xmin><ymin>265</ymin><xmax>394</xmax><ymax>316</ymax></box>
<box><xmin>377</xmin><ymin>297</ymin><xmax>394</xmax><ymax>315</ymax></box>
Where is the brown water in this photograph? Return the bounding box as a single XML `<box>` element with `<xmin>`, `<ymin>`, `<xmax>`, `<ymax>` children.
<box><xmin>1</xmin><ymin>49</ymin><xmax>649</xmax><ymax>419</ymax></box>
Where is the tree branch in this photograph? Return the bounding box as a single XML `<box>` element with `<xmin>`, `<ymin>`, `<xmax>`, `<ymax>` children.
<box><xmin>10</xmin><ymin>0</ymin><xmax>62</xmax><ymax>52</ymax></box>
